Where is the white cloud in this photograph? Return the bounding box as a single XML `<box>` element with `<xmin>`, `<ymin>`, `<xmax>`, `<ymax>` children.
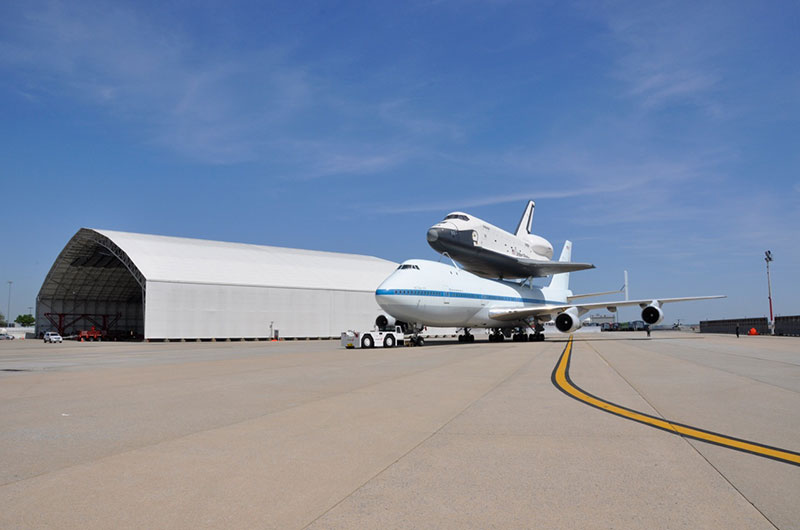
<box><xmin>283</xmin><ymin>142</ymin><xmax>410</xmax><ymax>180</ymax></box>
<box><xmin>1</xmin><ymin>2</ymin><xmax>319</xmax><ymax>164</ymax></box>
<box><xmin>597</xmin><ymin>2</ymin><xmax>729</xmax><ymax>111</ymax></box>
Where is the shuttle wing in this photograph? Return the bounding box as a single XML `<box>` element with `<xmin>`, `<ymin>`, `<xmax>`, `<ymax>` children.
<box><xmin>488</xmin><ymin>295</ymin><xmax>726</xmax><ymax>322</ymax></box>
<box><xmin>515</xmin><ymin>258</ymin><xmax>595</xmax><ymax>276</ymax></box>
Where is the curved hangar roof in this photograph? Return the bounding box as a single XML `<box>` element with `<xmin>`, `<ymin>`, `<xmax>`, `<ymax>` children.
<box><xmin>42</xmin><ymin>228</ymin><xmax>398</xmax><ymax>295</ymax></box>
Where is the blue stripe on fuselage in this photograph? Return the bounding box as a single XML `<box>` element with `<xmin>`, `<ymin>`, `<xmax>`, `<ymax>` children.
<box><xmin>375</xmin><ymin>288</ymin><xmax>558</xmax><ymax>305</ymax></box>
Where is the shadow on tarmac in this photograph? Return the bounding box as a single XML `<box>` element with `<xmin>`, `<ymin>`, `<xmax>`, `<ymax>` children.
<box><xmin>414</xmin><ymin>335</ymin><xmax>705</xmax><ymax>347</ymax></box>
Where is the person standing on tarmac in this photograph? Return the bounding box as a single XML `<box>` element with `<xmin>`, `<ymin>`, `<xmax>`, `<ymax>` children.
<box><xmin>736</xmin><ymin>324</ymin><xmax>740</xmax><ymax>338</ymax></box>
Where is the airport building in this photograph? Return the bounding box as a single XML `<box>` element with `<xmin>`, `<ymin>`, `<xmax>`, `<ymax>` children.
<box><xmin>36</xmin><ymin>228</ymin><xmax>397</xmax><ymax>341</ymax></box>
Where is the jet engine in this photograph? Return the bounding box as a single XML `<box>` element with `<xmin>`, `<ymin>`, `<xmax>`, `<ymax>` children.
<box><xmin>555</xmin><ymin>307</ymin><xmax>582</xmax><ymax>333</ymax></box>
<box><xmin>376</xmin><ymin>314</ymin><xmax>412</xmax><ymax>332</ymax></box>
<box><xmin>375</xmin><ymin>314</ymin><xmax>397</xmax><ymax>329</ymax></box>
<box><xmin>641</xmin><ymin>304</ymin><xmax>664</xmax><ymax>325</ymax></box>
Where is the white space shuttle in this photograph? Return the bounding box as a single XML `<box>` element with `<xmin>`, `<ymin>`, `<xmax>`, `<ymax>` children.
<box><xmin>426</xmin><ymin>200</ymin><xmax>594</xmax><ymax>279</ymax></box>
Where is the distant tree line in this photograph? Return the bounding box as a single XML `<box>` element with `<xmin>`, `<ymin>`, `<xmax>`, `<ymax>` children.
<box><xmin>15</xmin><ymin>314</ymin><xmax>35</xmax><ymax>327</ymax></box>
<box><xmin>0</xmin><ymin>313</ymin><xmax>35</xmax><ymax>327</ymax></box>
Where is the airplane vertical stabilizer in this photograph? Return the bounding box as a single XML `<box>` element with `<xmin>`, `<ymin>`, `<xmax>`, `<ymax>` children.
<box><xmin>548</xmin><ymin>240</ymin><xmax>572</xmax><ymax>292</ymax></box>
<box><xmin>514</xmin><ymin>200</ymin><xmax>535</xmax><ymax>237</ymax></box>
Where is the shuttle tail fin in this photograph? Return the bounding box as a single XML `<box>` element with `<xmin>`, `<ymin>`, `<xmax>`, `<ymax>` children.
<box><xmin>514</xmin><ymin>200</ymin><xmax>535</xmax><ymax>237</ymax></box>
<box><xmin>548</xmin><ymin>240</ymin><xmax>572</xmax><ymax>292</ymax></box>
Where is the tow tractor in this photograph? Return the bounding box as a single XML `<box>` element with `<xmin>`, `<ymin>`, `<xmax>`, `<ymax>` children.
<box><xmin>341</xmin><ymin>325</ymin><xmax>405</xmax><ymax>349</ymax></box>
<box><xmin>341</xmin><ymin>315</ymin><xmax>426</xmax><ymax>348</ymax></box>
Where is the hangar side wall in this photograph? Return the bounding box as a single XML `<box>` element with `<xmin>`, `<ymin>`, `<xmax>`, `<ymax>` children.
<box><xmin>144</xmin><ymin>281</ymin><xmax>383</xmax><ymax>339</ymax></box>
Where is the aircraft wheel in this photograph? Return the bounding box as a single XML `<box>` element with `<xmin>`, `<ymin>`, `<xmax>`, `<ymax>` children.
<box><xmin>384</xmin><ymin>335</ymin><xmax>395</xmax><ymax>348</ymax></box>
<box><xmin>467</xmin><ymin>334</ymin><xmax>475</xmax><ymax>343</ymax></box>
<box><xmin>415</xmin><ymin>336</ymin><xmax>425</xmax><ymax>346</ymax></box>
<box><xmin>362</xmin><ymin>335</ymin><xmax>374</xmax><ymax>349</ymax></box>
<box><xmin>458</xmin><ymin>335</ymin><xmax>464</xmax><ymax>343</ymax></box>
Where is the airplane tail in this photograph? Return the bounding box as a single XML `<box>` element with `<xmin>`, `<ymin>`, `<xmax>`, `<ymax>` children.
<box><xmin>514</xmin><ymin>200</ymin><xmax>535</xmax><ymax>237</ymax></box>
<box><xmin>548</xmin><ymin>240</ymin><xmax>572</xmax><ymax>292</ymax></box>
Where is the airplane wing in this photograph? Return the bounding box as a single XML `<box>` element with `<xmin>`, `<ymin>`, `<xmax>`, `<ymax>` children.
<box><xmin>514</xmin><ymin>258</ymin><xmax>595</xmax><ymax>276</ymax></box>
<box><xmin>488</xmin><ymin>295</ymin><xmax>726</xmax><ymax>322</ymax></box>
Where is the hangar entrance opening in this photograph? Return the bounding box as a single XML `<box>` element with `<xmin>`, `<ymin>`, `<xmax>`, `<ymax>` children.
<box><xmin>37</xmin><ymin>230</ymin><xmax>145</xmax><ymax>340</ymax></box>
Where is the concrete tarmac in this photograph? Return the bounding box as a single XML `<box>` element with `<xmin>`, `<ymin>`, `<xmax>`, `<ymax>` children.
<box><xmin>0</xmin><ymin>332</ymin><xmax>797</xmax><ymax>529</ymax></box>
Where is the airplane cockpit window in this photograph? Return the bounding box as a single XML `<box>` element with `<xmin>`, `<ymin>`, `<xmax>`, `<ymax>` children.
<box><xmin>397</xmin><ymin>264</ymin><xmax>421</xmax><ymax>270</ymax></box>
<box><xmin>444</xmin><ymin>214</ymin><xmax>470</xmax><ymax>221</ymax></box>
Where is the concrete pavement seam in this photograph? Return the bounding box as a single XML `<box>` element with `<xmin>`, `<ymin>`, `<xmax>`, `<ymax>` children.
<box><xmin>584</xmin><ymin>340</ymin><xmax>780</xmax><ymax>530</ymax></box>
<box><xmin>609</xmin><ymin>338</ymin><xmax>800</xmax><ymax>396</ymax></box>
<box><xmin>0</xmin><ymin>346</ymin><xmax>500</xmax><ymax>488</ymax></box>
<box><xmin>301</xmin><ymin>343</ymin><xmax>547</xmax><ymax>529</ymax></box>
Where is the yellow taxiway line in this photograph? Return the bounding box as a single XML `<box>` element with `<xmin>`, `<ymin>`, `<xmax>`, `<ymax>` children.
<box><xmin>551</xmin><ymin>336</ymin><xmax>800</xmax><ymax>467</ymax></box>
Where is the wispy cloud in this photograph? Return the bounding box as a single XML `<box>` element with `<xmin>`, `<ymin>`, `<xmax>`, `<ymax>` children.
<box><xmin>0</xmin><ymin>2</ymin><xmax>317</xmax><ymax>164</ymax></box>
<box><xmin>597</xmin><ymin>2</ymin><xmax>729</xmax><ymax>112</ymax></box>
<box><xmin>377</xmin><ymin>186</ymin><xmax>611</xmax><ymax>214</ymax></box>
<box><xmin>0</xmin><ymin>2</ymin><xmax>430</xmax><ymax>171</ymax></box>
<box><xmin>277</xmin><ymin>140</ymin><xmax>411</xmax><ymax>180</ymax></box>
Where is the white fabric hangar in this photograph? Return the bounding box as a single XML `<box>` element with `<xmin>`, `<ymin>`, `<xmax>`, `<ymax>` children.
<box><xmin>37</xmin><ymin>228</ymin><xmax>397</xmax><ymax>340</ymax></box>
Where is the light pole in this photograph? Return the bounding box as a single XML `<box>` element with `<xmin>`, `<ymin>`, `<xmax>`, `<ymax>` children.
<box><xmin>765</xmin><ymin>251</ymin><xmax>774</xmax><ymax>335</ymax></box>
<box><xmin>6</xmin><ymin>281</ymin><xmax>11</xmax><ymax>327</ymax></box>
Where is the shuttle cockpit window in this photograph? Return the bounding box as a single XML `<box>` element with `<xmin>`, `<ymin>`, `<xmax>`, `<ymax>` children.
<box><xmin>397</xmin><ymin>264</ymin><xmax>420</xmax><ymax>270</ymax></box>
<box><xmin>444</xmin><ymin>213</ymin><xmax>469</xmax><ymax>221</ymax></box>
<box><xmin>444</xmin><ymin>214</ymin><xmax>470</xmax><ymax>221</ymax></box>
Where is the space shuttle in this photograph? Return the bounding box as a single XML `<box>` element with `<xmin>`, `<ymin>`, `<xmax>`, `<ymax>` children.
<box><xmin>426</xmin><ymin>200</ymin><xmax>595</xmax><ymax>279</ymax></box>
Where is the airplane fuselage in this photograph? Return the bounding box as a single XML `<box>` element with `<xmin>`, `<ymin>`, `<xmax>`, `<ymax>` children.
<box><xmin>376</xmin><ymin>259</ymin><xmax>568</xmax><ymax>328</ymax></box>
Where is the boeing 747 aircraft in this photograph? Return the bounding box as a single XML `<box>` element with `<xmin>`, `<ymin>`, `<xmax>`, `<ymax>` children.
<box><xmin>375</xmin><ymin>241</ymin><xmax>723</xmax><ymax>344</ymax></box>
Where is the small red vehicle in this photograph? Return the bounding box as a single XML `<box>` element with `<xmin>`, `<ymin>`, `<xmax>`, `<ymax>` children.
<box><xmin>78</xmin><ymin>327</ymin><xmax>106</xmax><ymax>341</ymax></box>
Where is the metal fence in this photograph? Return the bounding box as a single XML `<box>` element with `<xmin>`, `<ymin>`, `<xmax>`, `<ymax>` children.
<box><xmin>699</xmin><ymin>317</ymin><xmax>769</xmax><ymax>335</ymax></box>
<box><xmin>700</xmin><ymin>316</ymin><xmax>800</xmax><ymax>336</ymax></box>
<box><xmin>776</xmin><ymin>315</ymin><xmax>800</xmax><ymax>336</ymax></box>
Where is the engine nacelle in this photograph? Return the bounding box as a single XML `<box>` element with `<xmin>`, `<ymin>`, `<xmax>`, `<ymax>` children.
<box><xmin>641</xmin><ymin>304</ymin><xmax>664</xmax><ymax>325</ymax></box>
<box><xmin>375</xmin><ymin>314</ymin><xmax>396</xmax><ymax>329</ymax></box>
<box><xmin>555</xmin><ymin>307</ymin><xmax>582</xmax><ymax>333</ymax></box>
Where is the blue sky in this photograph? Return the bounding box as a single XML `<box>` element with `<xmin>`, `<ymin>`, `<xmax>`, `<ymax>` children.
<box><xmin>1</xmin><ymin>0</ymin><xmax>798</xmax><ymax>324</ymax></box>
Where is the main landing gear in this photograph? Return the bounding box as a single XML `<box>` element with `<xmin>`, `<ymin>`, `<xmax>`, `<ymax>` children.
<box><xmin>530</xmin><ymin>323</ymin><xmax>545</xmax><ymax>342</ymax></box>
<box><xmin>458</xmin><ymin>329</ymin><xmax>475</xmax><ymax>343</ymax></box>
<box><xmin>407</xmin><ymin>335</ymin><xmax>425</xmax><ymax>347</ymax></box>
<box><xmin>488</xmin><ymin>329</ymin><xmax>505</xmax><ymax>342</ymax></box>
<box><xmin>488</xmin><ymin>326</ymin><xmax>545</xmax><ymax>343</ymax></box>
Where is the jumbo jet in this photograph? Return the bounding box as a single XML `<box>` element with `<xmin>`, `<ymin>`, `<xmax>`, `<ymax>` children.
<box><xmin>375</xmin><ymin>241</ymin><xmax>723</xmax><ymax>345</ymax></box>
<box><xmin>426</xmin><ymin>200</ymin><xmax>594</xmax><ymax>279</ymax></box>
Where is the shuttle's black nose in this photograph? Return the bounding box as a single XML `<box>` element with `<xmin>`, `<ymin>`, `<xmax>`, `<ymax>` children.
<box><xmin>426</xmin><ymin>228</ymin><xmax>439</xmax><ymax>242</ymax></box>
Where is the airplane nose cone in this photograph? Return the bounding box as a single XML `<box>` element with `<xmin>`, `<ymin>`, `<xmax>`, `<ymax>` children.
<box><xmin>426</xmin><ymin>228</ymin><xmax>439</xmax><ymax>242</ymax></box>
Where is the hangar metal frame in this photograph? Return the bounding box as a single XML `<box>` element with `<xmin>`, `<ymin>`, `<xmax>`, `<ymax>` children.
<box><xmin>38</xmin><ymin>229</ymin><xmax>147</xmax><ymax>338</ymax></box>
